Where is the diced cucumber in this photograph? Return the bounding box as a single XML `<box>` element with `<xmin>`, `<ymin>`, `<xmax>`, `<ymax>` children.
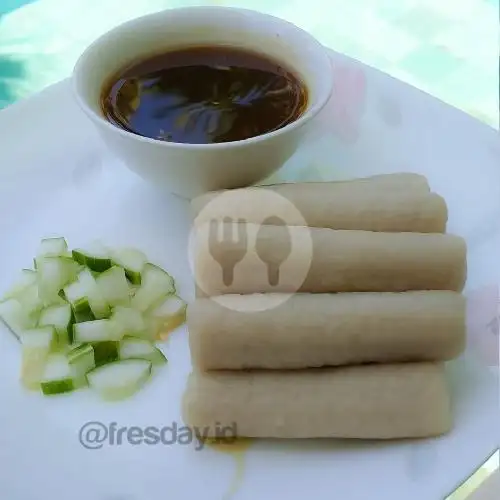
<box><xmin>112</xmin><ymin>306</ymin><xmax>147</xmax><ymax>336</ymax></box>
<box><xmin>77</xmin><ymin>270</ymin><xmax>110</xmax><ymax>319</ymax></box>
<box><xmin>72</xmin><ymin>241</ymin><xmax>112</xmax><ymax>272</ymax></box>
<box><xmin>111</xmin><ymin>248</ymin><xmax>147</xmax><ymax>285</ymax></box>
<box><xmin>63</xmin><ymin>279</ymin><xmax>88</xmax><ymax>312</ymax></box>
<box><xmin>92</xmin><ymin>341</ymin><xmax>119</xmax><ymax>366</ymax></box>
<box><xmin>37</xmin><ymin>256</ymin><xmax>79</xmax><ymax>302</ymax></box>
<box><xmin>2</xmin><ymin>269</ymin><xmax>37</xmax><ymax>300</ymax></box>
<box><xmin>150</xmin><ymin>294</ymin><xmax>186</xmax><ymax>317</ymax></box>
<box><xmin>16</xmin><ymin>284</ymin><xmax>45</xmax><ymax>326</ymax></box>
<box><xmin>5</xmin><ymin>283</ymin><xmax>50</xmax><ymax>330</ymax></box>
<box><xmin>73</xmin><ymin>306</ymin><xmax>95</xmax><ymax>324</ymax></box>
<box><xmin>64</xmin><ymin>269</ymin><xmax>110</xmax><ymax>321</ymax></box>
<box><xmin>19</xmin><ymin>327</ymin><xmax>56</xmax><ymax>390</ymax></box>
<box><xmin>87</xmin><ymin>359</ymin><xmax>152</xmax><ymax>401</ymax></box>
<box><xmin>95</xmin><ymin>266</ymin><xmax>130</xmax><ymax>306</ymax></box>
<box><xmin>38</xmin><ymin>303</ymin><xmax>73</xmax><ymax>348</ymax></box>
<box><xmin>147</xmin><ymin>295</ymin><xmax>187</xmax><ymax>339</ymax></box>
<box><xmin>67</xmin><ymin>344</ymin><xmax>95</xmax><ymax>388</ymax></box>
<box><xmin>131</xmin><ymin>264</ymin><xmax>176</xmax><ymax>312</ymax></box>
<box><xmin>20</xmin><ymin>326</ymin><xmax>57</xmax><ymax>348</ymax></box>
<box><xmin>0</xmin><ymin>299</ymin><xmax>24</xmax><ymax>340</ymax></box>
<box><xmin>67</xmin><ymin>343</ymin><xmax>93</xmax><ymax>363</ymax></box>
<box><xmin>119</xmin><ymin>337</ymin><xmax>167</xmax><ymax>366</ymax></box>
<box><xmin>40</xmin><ymin>354</ymin><xmax>75</xmax><ymax>395</ymax></box>
<box><xmin>73</xmin><ymin>319</ymin><xmax>122</xmax><ymax>344</ymax></box>
<box><xmin>37</xmin><ymin>237</ymin><xmax>69</xmax><ymax>258</ymax></box>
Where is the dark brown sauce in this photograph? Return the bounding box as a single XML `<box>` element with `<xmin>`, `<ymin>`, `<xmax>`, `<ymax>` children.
<box><xmin>101</xmin><ymin>46</ymin><xmax>308</xmax><ymax>144</ymax></box>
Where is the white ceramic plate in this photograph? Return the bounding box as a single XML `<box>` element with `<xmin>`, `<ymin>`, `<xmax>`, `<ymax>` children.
<box><xmin>0</xmin><ymin>51</ymin><xmax>499</xmax><ymax>500</ymax></box>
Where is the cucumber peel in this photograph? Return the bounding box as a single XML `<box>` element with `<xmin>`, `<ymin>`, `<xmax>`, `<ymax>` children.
<box><xmin>40</xmin><ymin>354</ymin><xmax>75</xmax><ymax>395</ymax></box>
<box><xmin>38</xmin><ymin>303</ymin><xmax>73</xmax><ymax>348</ymax></box>
<box><xmin>119</xmin><ymin>336</ymin><xmax>167</xmax><ymax>365</ymax></box>
<box><xmin>72</xmin><ymin>241</ymin><xmax>111</xmax><ymax>272</ymax></box>
<box><xmin>67</xmin><ymin>344</ymin><xmax>95</xmax><ymax>388</ymax></box>
<box><xmin>112</xmin><ymin>248</ymin><xmax>147</xmax><ymax>285</ymax></box>
<box><xmin>77</xmin><ymin>270</ymin><xmax>110</xmax><ymax>319</ymax></box>
<box><xmin>92</xmin><ymin>341</ymin><xmax>119</xmax><ymax>366</ymax></box>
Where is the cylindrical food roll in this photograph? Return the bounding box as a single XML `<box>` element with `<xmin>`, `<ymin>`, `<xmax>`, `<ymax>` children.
<box><xmin>191</xmin><ymin>173</ymin><xmax>446</xmax><ymax>233</ymax></box>
<box><xmin>188</xmin><ymin>291</ymin><xmax>466</xmax><ymax>370</ymax></box>
<box><xmin>182</xmin><ymin>363</ymin><xmax>451</xmax><ymax>439</ymax></box>
<box><xmin>193</xmin><ymin>224</ymin><xmax>467</xmax><ymax>296</ymax></box>
<box><xmin>193</xmin><ymin>172</ymin><xmax>431</xmax><ymax>213</ymax></box>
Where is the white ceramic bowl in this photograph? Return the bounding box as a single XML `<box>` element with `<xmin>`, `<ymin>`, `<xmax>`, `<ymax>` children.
<box><xmin>72</xmin><ymin>7</ymin><xmax>334</xmax><ymax>199</ymax></box>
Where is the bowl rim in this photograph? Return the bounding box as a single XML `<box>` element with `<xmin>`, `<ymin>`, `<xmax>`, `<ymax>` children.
<box><xmin>71</xmin><ymin>6</ymin><xmax>334</xmax><ymax>150</ymax></box>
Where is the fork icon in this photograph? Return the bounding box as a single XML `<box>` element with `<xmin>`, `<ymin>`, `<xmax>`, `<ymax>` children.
<box><xmin>208</xmin><ymin>217</ymin><xmax>248</xmax><ymax>286</ymax></box>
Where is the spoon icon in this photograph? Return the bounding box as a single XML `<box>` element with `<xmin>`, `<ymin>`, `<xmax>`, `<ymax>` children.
<box><xmin>255</xmin><ymin>216</ymin><xmax>292</xmax><ymax>286</ymax></box>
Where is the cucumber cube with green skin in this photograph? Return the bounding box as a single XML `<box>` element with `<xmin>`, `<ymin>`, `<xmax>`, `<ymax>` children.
<box><xmin>72</xmin><ymin>304</ymin><xmax>95</xmax><ymax>325</ymax></box>
<box><xmin>86</xmin><ymin>359</ymin><xmax>152</xmax><ymax>401</ymax></box>
<box><xmin>20</xmin><ymin>327</ymin><xmax>57</xmax><ymax>390</ymax></box>
<box><xmin>73</xmin><ymin>319</ymin><xmax>123</xmax><ymax>344</ymax></box>
<box><xmin>38</xmin><ymin>303</ymin><xmax>73</xmax><ymax>348</ymax></box>
<box><xmin>64</xmin><ymin>269</ymin><xmax>110</xmax><ymax>321</ymax></box>
<box><xmin>111</xmin><ymin>248</ymin><xmax>148</xmax><ymax>285</ymax></box>
<box><xmin>95</xmin><ymin>267</ymin><xmax>131</xmax><ymax>306</ymax></box>
<box><xmin>63</xmin><ymin>279</ymin><xmax>88</xmax><ymax>312</ymax></box>
<box><xmin>40</xmin><ymin>354</ymin><xmax>75</xmax><ymax>395</ymax></box>
<box><xmin>131</xmin><ymin>264</ymin><xmax>176</xmax><ymax>312</ymax></box>
<box><xmin>92</xmin><ymin>341</ymin><xmax>119</xmax><ymax>366</ymax></box>
<box><xmin>67</xmin><ymin>344</ymin><xmax>95</xmax><ymax>388</ymax></box>
<box><xmin>146</xmin><ymin>295</ymin><xmax>187</xmax><ymax>339</ymax></box>
<box><xmin>37</xmin><ymin>237</ymin><xmax>69</xmax><ymax>258</ymax></box>
<box><xmin>72</xmin><ymin>241</ymin><xmax>112</xmax><ymax>272</ymax></box>
<box><xmin>77</xmin><ymin>270</ymin><xmax>110</xmax><ymax>319</ymax></box>
<box><xmin>36</xmin><ymin>256</ymin><xmax>79</xmax><ymax>303</ymax></box>
<box><xmin>64</xmin><ymin>279</ymin><xmax>97</xmax><ymax>329</ymax></box>
<box><xmin>119</xmin><ymin>336</ymin><xmax>167</xmax><ymax>366</ymax></box>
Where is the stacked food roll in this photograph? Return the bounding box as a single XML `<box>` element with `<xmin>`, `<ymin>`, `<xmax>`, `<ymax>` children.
<box><xmin>183</xmin><ymin>173</ymin><xmax>467</xmax><ymax>440</ymax></box>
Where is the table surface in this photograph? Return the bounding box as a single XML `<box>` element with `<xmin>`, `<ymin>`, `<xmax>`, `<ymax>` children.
<box><xmin>0</xmin><ymin>1</ymin><xmax>498</xmax><ymax>498</ymax></box>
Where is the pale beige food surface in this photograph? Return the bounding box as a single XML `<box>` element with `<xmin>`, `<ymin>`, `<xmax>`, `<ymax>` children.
<box><xmin>194</xmin><ymin>225</ymin><xmax>467</xmax><ymax>296</ymax></box>
<box><xmin>191</xmin><ymin>173</ymin><xmax>447</xmax><ymax>233</ymax></box>
<box><xmin>188</xmin><ymin>291</ymin><xmax>466</xmax><ymax>370</ymax></box>
<box><xmin>182</xmin><ymin>363</ymin><xmax>451</xmax><ymax>439</ymax></box>
<box><xmin>192</xmin><ymin>172</ymin><xmax>431</xmax><ymax>210</ymax></box>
